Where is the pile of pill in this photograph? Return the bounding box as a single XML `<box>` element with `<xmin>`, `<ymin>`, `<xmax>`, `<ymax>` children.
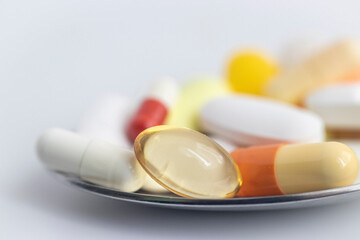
<box><xmin>37</xmin><ymin>39</ymin><xmax>360</xmax><ymax>199</ymax></box>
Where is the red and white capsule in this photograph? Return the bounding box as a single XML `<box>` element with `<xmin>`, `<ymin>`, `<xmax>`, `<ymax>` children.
<box><xmin>126</xmin><ymin>78</ymin><xmax>178</xmax><ymax>143</ymax></box>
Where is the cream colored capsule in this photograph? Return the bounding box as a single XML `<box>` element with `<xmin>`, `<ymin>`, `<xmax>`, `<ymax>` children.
<box><xmin>231</xmin><ymin>142</ymin><xmax>359</xmax><ymax>197</ymax></box>
<box><xmin>37</xmin><ymin>128</ymin><xmax>145</xmax><ymax>193</ymax></box>
<box><xmin>266</xmin><ymin>40</ymin><xmax>360</xmax><ymax>103</ymax></box>
<box><xmin>134</xmin><ymin>126</ymin><xmax>241</xmax><ymax>199</ymax></box>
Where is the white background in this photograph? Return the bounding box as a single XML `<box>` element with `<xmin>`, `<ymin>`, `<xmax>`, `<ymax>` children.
<box><xmin>2</xmin><ymin>1</ymin><xmax>360</xmax><ymax>239</ymax></box>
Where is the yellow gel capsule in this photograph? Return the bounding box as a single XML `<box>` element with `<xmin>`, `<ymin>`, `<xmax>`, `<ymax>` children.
<box><xmin>227</xmin><ymin>51</ymin><xmax>278</xmax><ymax>95</ymax></box>
<box><xmin>134</xmin><ymin>126</ymin><xmax>241</xmax><ymax>199</ymax></box>
<box><xmin>165</xmin><ymin>78</ymin><xmax>230</xmax><ymax>130</ymax></box>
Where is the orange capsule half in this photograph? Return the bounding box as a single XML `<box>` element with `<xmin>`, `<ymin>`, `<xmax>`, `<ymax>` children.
<box><xmin>231</xmin><ymin>142</ymin><xmax>359</xmax><ymax>197</ymax></box>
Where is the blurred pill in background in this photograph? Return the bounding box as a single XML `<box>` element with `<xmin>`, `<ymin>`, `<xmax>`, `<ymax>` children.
<box><xmin>305</xmin><ymin>82</ymin><xmax>360</xmax><ymax>131</ymax></box>
<box><xmin>280</xmin><ymin>36</ymin><xmax>328</xmax><ymax>69</ymax></box>
<box><xmin>200</xmin><ymin>95</ymin><xmax>324</xmax><ymax>146</ymax></box>
<box><xmin>266</xmin><ymin>40</ymin><xmax>360</xmax><ymax>104</ymax></box>
<box><xmin>126</xmin><ymin>77</ymin><xmax>178</xmax><ymax>143</ymax></box>
<box><xmin>165</xmin><ymin>77</ymin><xmax>229</xmax><ymax>130</ymax></box>
<box><xmin>227</xmin><ymin>50</ymin><xmax>278</xmax><ymax>95</ymax></box>
<box><xmin>37</xmin><ymin>128</ymin><xmax>145</xmax><ymax>193</ymax></box>
<box><xmin>134</xmin><ymin>126</ymin><xmax>241</xmax><ymax>199</ymax></box>
<box><xmin>231</xmin><ymin>142</ymin><xmax>358</xmax><ymax>197</ymax></box>
<box><xmin>77</xmin><ymin>93</ymin><xmax>132</xmax><ymax>148</ymax></box>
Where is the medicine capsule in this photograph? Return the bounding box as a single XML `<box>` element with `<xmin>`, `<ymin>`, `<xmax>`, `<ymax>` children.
<box><xmin>77</xmin><ymin>94</ymin><xmax>131</xmax><ymax>148</ymax></box>
<box><xmin>126</xmin><ymin>78</ymin><xmax>178</xmax><ymax>143</ymax></box>
<box><xmin>76</xmin><ymin>94</ymin><xmax>167</xmax><ymax>193</ymax></box>
<box><xmin>227</xmin><ymin>51</ymin><xmax>278</xmax><ymax>95</ymax></box>
<box><xmin>134</xmin><ymin>126</ymin><xmax>241</xmax><ymax>199</ymax></box>
<box><xmin>280</xmin><ymin>36</ymin><xmax>326</xmax><ymax>69</ymax></box>
<box><xmin>37</xmin><ymin>128</ymin><xmax>145</xmax><ymax>192</ymax></box>
<box><xmin>266</xmin><ymin>40</ymin><xmax>360</xmax><ymax>103</ymax></box>
<box><xmin>231</xmin><ymin>142</ymin><xmax>358</xmax><ymax>197</ymax></box>
<box><xmin>165</xmin><ymin>77</ymin><xmax>229</xmax><ymax>130</ymax></box>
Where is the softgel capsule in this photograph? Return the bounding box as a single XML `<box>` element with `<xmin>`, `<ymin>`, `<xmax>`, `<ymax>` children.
<box><xmin>134</xmin><ymin>126</ymin><xmax>241</xmax><ymax>199</ymax></box>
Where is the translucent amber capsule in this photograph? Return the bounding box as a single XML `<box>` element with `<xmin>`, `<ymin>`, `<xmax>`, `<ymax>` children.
<box><xmin>134</xmin><ymin>126</ymin><xmax>241</xmax><ymax>199</ymax></box>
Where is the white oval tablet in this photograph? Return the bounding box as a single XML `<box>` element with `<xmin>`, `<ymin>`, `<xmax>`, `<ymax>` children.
<box><xmin>200</xmin><ymin>95</ymin><xmax>325</xmax><ymax>146</ymax></box>
<box><xmin>305</xmin><ymin>82</ymin><xmax>360</xmax><ymax>130</ymax></box>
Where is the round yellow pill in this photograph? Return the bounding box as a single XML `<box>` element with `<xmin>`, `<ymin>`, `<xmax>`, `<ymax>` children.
<box><xmin>134</xmin><ymin>126</ymin><xmax>241</xmax><ymax>199</ymax></box>
<box><xmin>227</xmin><ymin>51</ymin><xmax>278</xmax><ymax>95</ymax></box>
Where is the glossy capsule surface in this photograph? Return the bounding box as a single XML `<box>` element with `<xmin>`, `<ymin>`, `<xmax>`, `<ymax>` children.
<box><xmin>134</xmin><ymin>126</ymin><xmax>241</xmax><ymax>199</ymax></box>
<box><xmin>231</xmin><ymin>142</ymin><xmax>358</xmax><ymax>197</ymax></box>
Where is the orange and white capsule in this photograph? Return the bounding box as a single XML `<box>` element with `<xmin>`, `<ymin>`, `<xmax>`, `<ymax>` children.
<box><xmin>126</xmin><ymin>78</ymin><xmax>178</xmax><ymax>143</ymax></box>
<box><xmin>231</xmin><ymin>142</ymin><xmax>358</xmax><ymax>197</ymax></box>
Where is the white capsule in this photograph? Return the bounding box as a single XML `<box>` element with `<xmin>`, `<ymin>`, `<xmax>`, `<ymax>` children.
<box><xmin>200</xmin><ymin>95</ymin><xmax>325</xmax><ymax>146</ymax></box>
<box><xmin>77</xmin><ymin>93</ymin><xmax>170</xmax><ymax>193</ymax></box>
<box><xmin>126</xmin><ymin>77</ymin><xmax>179</xmax><ymax>143</ymax></box>
<box><xmin>77</xmin><ymin>94</ymin><xmax>131</xmax><ymax>148</ymax></box>
<box><xmin>37</xmin><ymin>128</ymin><xmax>145</xmax><ymax>192</ymax></box>
<box><xmin>147</xmin><ymin>77</ymin><xmax>178</xmax><ymax>108</ymax></box>
<box><xmin>305</xmin><ymin>82</ymin><xmax>360</xmax><ymax>130</ymax></box>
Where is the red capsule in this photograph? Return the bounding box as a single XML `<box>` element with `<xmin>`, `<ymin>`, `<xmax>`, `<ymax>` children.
<box><xmin>126</xmin><ymin>78</ymin><xmax>178</xmax><ymax>143</ymax></box>
<box><xmin>126</xmin><ymin>98</ymin><xmax>167</xmax><ymax>142</ymax></box>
